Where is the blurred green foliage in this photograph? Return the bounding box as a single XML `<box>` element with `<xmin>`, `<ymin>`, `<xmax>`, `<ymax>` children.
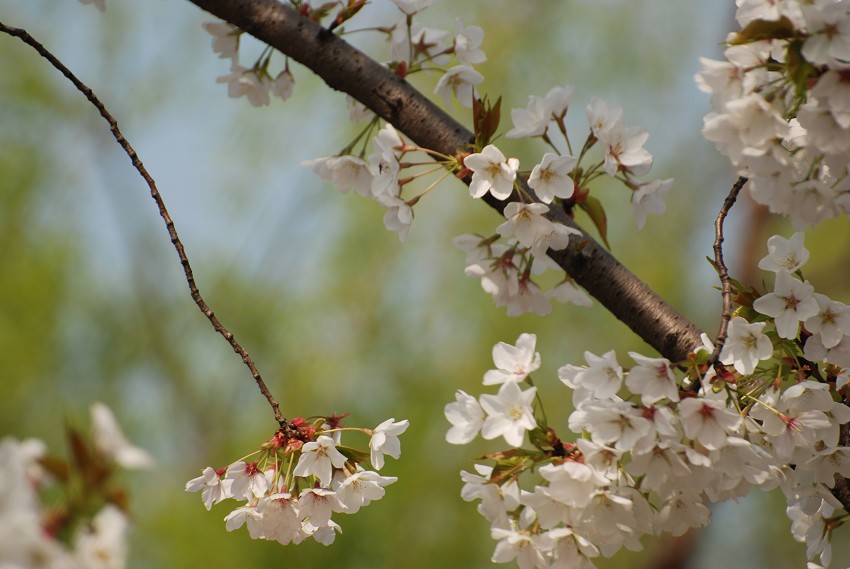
<box><xmin>2</xmin><ymin>1</ymin><xmax>849</xmax><ymax>568</ymax></box>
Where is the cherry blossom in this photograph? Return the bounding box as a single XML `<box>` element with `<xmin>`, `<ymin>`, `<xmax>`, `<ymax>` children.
<box><xmin>369</xmin><ymin>418</ymin><xmax>409</xmax><ymax>470</ymax></box>
<box><xmin>90</xmin><ymin>402</ymin><xmax>153</xmax><ymax>469</ymax></box>
<box><xmin>334</xmin><ymin>470</ymin><xmax>397</xmax><ymax>514</ymax></box>
<box><xmin>225</xmin><ymin>461</ymin><xmax>270</xmax><ymax>501</ymax></box>
<box><xmin>293</xmin><ymin>435</ymin><xmax>348</xmax><ymax>487</ymax></box>
<box><xmin>464</xmin><ymin>145</ymin><xmax>520</xmax><ymax>200</ymax></box>
<box><xmin>483</xmin><ymin>333</ymin><xmax>541</xmax><ymax>386</ymax></box>
<box><xmin>453</xmin><ymin>18</ymin><xmax>486</xmax><ymax>65</ymax></box>
<box><xmin>506</xmin><ymin>95</ymin><xmax>550</xmax><ymax>139</ymax></box>
<box><xmin>599</xmin><ymin>122</ymin><xmax>653</xmax><ymax>177</ymax></box>
<box><xmin>678</xmin><ymin>398</ymin><xmax>740</xmax><ymax>450</ymax></box>
<box><xmin>445</xmin><ymin>390</ymin><xmax>485</xmax><ymax>444</ymax></box>
<box><xmin>625</xmin><ymin>352</ymin><xmax>678</xmax><ymax>405</ymax></box>
<box><xmin>631</xmin><ymin>178</ymin><xmax>672</xmax><ymax>229</ymax></box>
<box><xmin>753</xmin><ymin>270</ymin><xmax>818</xmax><ymax>339</ymax></box>
<box><xmin>719</xmin><ymin>316</ymin><xmax>773</xmax><ymax>374</ymax></box>
<box><xmin>806</xmin><ymin>294</ymin><xmax>850</xmax><ymax>349</ymax></box>
<box><xmin>758</xmin><ymin>232</ymin><xmax>810</xmax><ymax>273</ymax></box>
<box><xmin>496</xmin><ymin>202</ymin><xmax>576</xmax><ymax>258</ymax></box>
<box><xmin>202</xmin><ymin>22</ymin><xmax>241</xmax><ymax>59</ymax></box>
<box><xmin>434</xmin><ymin>65</ymin><xmax>483</xmax><ymax>107</ymax></box>
<box><xmin>479</xmin><ymin>381</ymin><xmax>538</xmax><ymax>447</ymax></box>
<box><xmin>186</xmin><ymin>466</ymin><xmax>232</xmax><ymax>510</ymax></box>
<box><xmin>528</xmin><ymin>153</ymin><xmax>577</xmax><ymax>203</ymax></box>
<box><xmin>216</xmin><ymin>63</ymin><xmax>271</xmax><ymax>107</ymax></box>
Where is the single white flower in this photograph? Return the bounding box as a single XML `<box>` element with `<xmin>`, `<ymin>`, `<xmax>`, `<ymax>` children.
<box><xmin>806</xmin><ymin>294</ymin><xmax>850</xmax><ymax>349</ymax></box>
<box><xmin>585</xmin><ymin>97</ymin><xmax>623</xmax><ymax>138</ymax></box>
<box><xmin>464</xmin><ymin>145</ymin><xmax>519</xmax><ymax>200</ymax></box>
<box><xmin>333</xmin><ymin>469</ymin><xmax>397</xmax><ymax>513</ymax></box>
<box><xmin>599</xmin><ymin>122</ymin><xmax>653</xmax><ymax>177</ymax></box>
<box><xmin>434</xmin><ymin>65</ymin><xmax>483</xmax><ymax>107</ymax></box>
<box><xmin>559</xmin><ymin>350</ymin><xmax>623</xmax><ymax>401</ymax></box>
<box><xmin>256</xmin><ymin>493</ymin><xmax>301</xmax><ymax>545</ymax></box>
<box><xmin>480</xmin><ymin>381</ymin><xmax>538</xmax><ymax>447</ymax></box>
<box><xmin>186</xmin><ymin>466</ymin><xmax>231</xmax><ymax>510</ymax></box>
<box><xmin>216</xmin><ymin>63</ymin><xmax>270</xmax><ymax>107</ymax></box>
<box><xmin>758</xmin><ymin>232</ymin><xmax>810</xmax><ymax>273</ymax></box>
<box><xmin>632</xmin><ymin>178</ymin><xmax>673</xmax><ymax>229</ymax></box>
<box><xmin>453</xmin><ymin>18</ymin><xmax>486</xmax><ymax>65</ymax></box>
<box><xmin>90</xmin><ymin>402</ymin><xmax>153</xmax><ymax>469</ymax></box>
<box><xmin>626</xmin><ymin>352</ymin><xmax>679</xmax><ymax>405</ymax></box>
<box><xmin>528</xmin><ymin>153</ymin><xmax>577</xmax><ymax>203</ymax></box>
<box><xmin>544</xmin><ymin>84</ymin><xmax>576</xmax><ymax>119</ymax></box>
<box><xmin>298</xmin><ymin>487</ymin><xmax>347</xmax><ymax>527</ymax></box>
<box><xmin>506</xmin><ymin>95</ymin><xmax>550</xmax><ymax>139</ymax></box>
<box><xmin>369</xmin><ymin>418</ymin><xmax>409</xmax><ymax>470</ymax></box>
<box><xmin>304</xmin><ymin>155</ymin><xmax>373</xmax><ymax>196</ymax></box>
<box><xmin>225</xmin><ymin>461</ymin><xmax>269</xmax><ymax>501</ymax></box>
<box><xmin>202</xmin><ymin>21</ymin><xmax>240</xmax><ymax>59</ymax></box>
<box><xmin>224</xmin><ymin>504</ymin><xmax>264</xmax><ymax>537</ymax></box>
<box><xmin>753</xmin><ymin>270</ymin><xmax>818</xmax><ymax>339</ymax></box>
<box><xmin>719</xmin><ymin>316</ymin><xmax>773</xmax><ymax>375</ymax></box>
<box><xmin>444</xmin><ymin>390</ymin><xmax>485</xmax><ymax>445</ymax></box>
<box><xmin>271</xmin><ymin>69</ymin><xmax>294</xmax><ymax>101</ymax></box>
<box><xmin>483</xmin><ymin>333</ymin><xmax>541</xmax><ymax>386</ymax></box>
<box><xmin>293</xmin><ymin>435</ymin><xmax>348</xmax><ymax>487</ymax></box>
<box><xmin>678</xmin><ymin>397</ymin><xmax>740</xmax><ymax>450</ymax></box>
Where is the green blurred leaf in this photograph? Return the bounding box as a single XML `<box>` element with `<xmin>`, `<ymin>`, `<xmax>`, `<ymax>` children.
<box><xmin>730</xmin><ymin>16</ymin><xmax>796</xmax><ymax>45</ymax></box>
<box><xmin>579</xmin><ymin>195</ymin><xmax>610</xmax><ymax>249</ymax></box>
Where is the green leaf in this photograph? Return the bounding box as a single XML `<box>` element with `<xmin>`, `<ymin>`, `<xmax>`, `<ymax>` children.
<box><xmin>729</xmin><ymin>16</ymin><xmax>796</xmax><ymax>45</ymax></box>
<box><xmin>578</xmin><ymin>195</ymin><xmax>610</xmax><ymax>249</ymax></box>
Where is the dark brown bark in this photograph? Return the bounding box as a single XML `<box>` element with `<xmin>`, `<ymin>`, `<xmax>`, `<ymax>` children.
<box><xmin>186</xmin><ymin>0</ymin><xmax>704</xmax><ymax>362</ymax></box>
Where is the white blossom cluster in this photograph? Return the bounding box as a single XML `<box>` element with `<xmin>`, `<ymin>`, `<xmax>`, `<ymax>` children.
<box><xmin>186</xmin><ymin>417</ymin><xmax>406</xmax><ymax>546</ymax></box>
<box><xmin>0</xmin><ymin>403</ymin><xmax>151</xmax><ymax>569</ymax></box>
<box><xmin>304</xmin><ymin>123</ymin><xmax>420</xmax><ymax>241</ymax></box>
<box><xmin>449</xmin><ymin>88</ymin><xmax>672</xmax><ymax>316</ymax></box>
<box><xmin>203</xmin><ymin>21</ymin><xmax>293</xmax><ymax>107</ymax></box>
<box><xmin>698</xmin><ymin>0</ymin><xmax>850</xmax><ymax>226</ymax></box>
<box><xmin>445</xmin><ymin>233</ymin><xmax>850</xmax><ymax>568</ymax></box>
<box><xmin>452</xmin><ymin>233</ymin><xmax>590</xmax><ymax>317</ymax></box>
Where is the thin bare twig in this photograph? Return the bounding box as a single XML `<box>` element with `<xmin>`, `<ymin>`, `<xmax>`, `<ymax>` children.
<box><xmin>707</xmin><ymin>176</ymin><xmax>748</xmax><ymax>371</ymax></box>
<box><xmin>0</xmin><ymin>21</ymin><xmax>288</xmax><ymax>429</ymax></box>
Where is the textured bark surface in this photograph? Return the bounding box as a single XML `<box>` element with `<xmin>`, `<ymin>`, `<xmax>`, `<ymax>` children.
<box><xmin>187</xmin><ymin>0</ymin><xmax>704</xmax><ymax>362</ymax></box>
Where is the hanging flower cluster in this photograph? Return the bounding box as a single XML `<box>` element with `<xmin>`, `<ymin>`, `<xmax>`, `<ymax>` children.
<box><xmin>186</xmin><ymin>415</ymin><xmax>407</xmax><ymax>546</ymax></box>
<box><xmin>698</xmin><ymin>0</ymin><xmax>850</xmax><ymax>226</ymax></box>
<box><xmin>0</xmin><ymin>403</ymin><xmax>152</xmax><ymax>569</ymax></box>
<box><xmin>445</xmin><ymin>231</ymin><xmax>850</xmax><ymax>569</ymax></box>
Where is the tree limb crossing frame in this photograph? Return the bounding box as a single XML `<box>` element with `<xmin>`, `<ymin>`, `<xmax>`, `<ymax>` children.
<box><xmin>186</xmin><ymin>0</ymin><xmax>705</xmax><ymax>363</ymax></box>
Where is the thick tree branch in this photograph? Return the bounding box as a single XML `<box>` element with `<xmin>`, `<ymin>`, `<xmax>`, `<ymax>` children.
<box><xmin>186</xmin><ymin>0</ymin><xmax>704</xmax><ymax>362</ymax></box>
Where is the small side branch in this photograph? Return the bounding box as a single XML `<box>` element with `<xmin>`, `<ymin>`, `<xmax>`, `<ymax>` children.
<box><xmin>0</xmin><ymin>21</ymin><xmax>287</xmax><ymax>428</ymax></box>
<box><xmin>707</xmin><ymin>176</ymin><xmax>748</xmax><ymax>370</ymax></box>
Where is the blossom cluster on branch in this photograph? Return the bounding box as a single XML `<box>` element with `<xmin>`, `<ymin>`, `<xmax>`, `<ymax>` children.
<box><xmin>445</xmin><ymin>241</ymin><xmax>850</xmax><ymax>568</ymax></box>
<box><xmin>185</xmin><ymin>415</ymin><xmax>407</xmax><ymax>546</ymax></box>
<box><xmin>699</xmin><ymin>0</ymin><xmax>850</xmax><ymax>226</ymax></box>
<box><xmin>60</xmin><ymin>0</ymin><xmax>850</xmax><ymax>567</ymax></box>
<box><xmin>0</xmin><ymin>404</ymin><xmax>152</xmax><ymax>569</ymax></box>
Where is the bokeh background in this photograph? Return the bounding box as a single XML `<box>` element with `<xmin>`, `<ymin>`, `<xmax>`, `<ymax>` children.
<box><xmin>2</xmin><ymin>1</ymin><xmax>850</xmax><ymax>567</ymax></box>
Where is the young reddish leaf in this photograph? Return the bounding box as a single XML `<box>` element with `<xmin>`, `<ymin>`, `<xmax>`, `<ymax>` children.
<box><xmin>39</xmin><ymin>455</ymin><xmax>70</xmax><ymax>482</ymax></box>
